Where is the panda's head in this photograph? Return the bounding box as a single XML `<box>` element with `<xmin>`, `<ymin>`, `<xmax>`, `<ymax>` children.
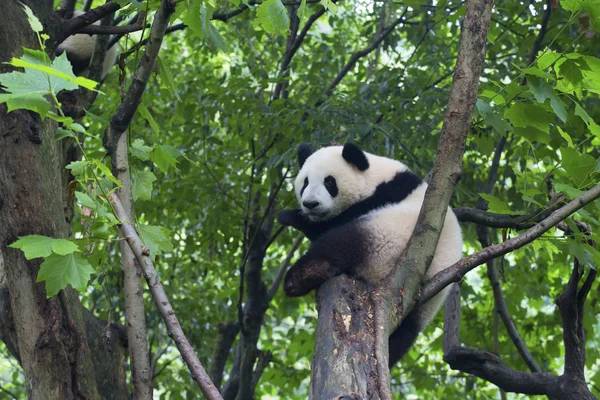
<box><xmin>294</xmin><ymin>143</ymin><xmax>378</xmax><ymax>221</ymax></box>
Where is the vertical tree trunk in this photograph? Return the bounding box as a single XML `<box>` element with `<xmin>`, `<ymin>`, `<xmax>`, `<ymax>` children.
<box><xmin>0</xmin><ymin>2</ymin><xmax>128</xmax><ymax>398</ymax></box>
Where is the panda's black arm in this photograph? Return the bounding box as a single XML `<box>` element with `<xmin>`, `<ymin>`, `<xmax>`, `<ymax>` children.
<box><xmin>277</xmin><ymin>209</ymin><xmax>332</xmax><ymax>241</ymax></box>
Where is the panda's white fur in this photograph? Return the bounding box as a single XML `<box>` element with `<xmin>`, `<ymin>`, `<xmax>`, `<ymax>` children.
<box><xmin>281</xmin><ymin>144</ymin><xmax>463</xmax><ymax>364</ymax></box>
<box><xmin>56</xmin><ymin>11</ymin><xmax>118</xmax><ymax>79</ymax></box>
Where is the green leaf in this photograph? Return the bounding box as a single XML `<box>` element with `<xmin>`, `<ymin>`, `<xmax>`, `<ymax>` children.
<box><xmin>537</xmin><ymin>49</ymin><xmax>561</xmax><ymax>71</ymax></box>
<box><xmin>254</xmin><ymin>0</ymin><xmax>290</xmax><ymax>35</ymax></box>
<box><xmin>556</xmin><ymin>126</ymin><xmax>574</xmax><ymax>148</ymax></box>
<box><xmin>200</xmin><ymin>6</ymin><xmax>228</xmax><ymax>52</ymax></box>
<box><xmin>567</xmin><ymin>240</ymin><xmax>598</xmax><ymax>269</ymax></box>
<box><xmin>183</xmin><ymin>4</ymin><xmax>228</xmax><ymax>52</ymax></box>
<box><xmin>557</xmin><ymin>59</ymin><xmax>583</xmax><ymax>85</ymax></box>
<box><xmin>130</xmin><ymin>138</ymin><xmax>153</xmax><ymax>161</ymax></box>
<box><xmin>132</xmin><ymin>170</ymin><xmax>157</xmax><ymax>201</ymax></box>
<box><xmin>522</xmin><ymin>66</ymin><xmax>555</xmax><ymax>81</ymax></box>
<box><xmin>574</xmin><ymin>102</ymin><xmax>600</xmax><ymax>137</ymax></box>
<box><xmin>320</xmin><ymin>0</ymin><xmax>338</xmax><ymax>13</ymax></box>
<box><xmin>515</xmin><ymin>126</ymin><xmax>549</xmax><ymax>144</ymax></box>
<box><xmin>561</xmin><ymin>147</ymin><xmax>596</xmax><ymax>185</ymax></box>
<box><xmin>297</xmin><ymin>0</ymin><xmax>308</xmax><ymax>21</ymax></box>
<box><xmin>157</xmin><ymin>56</ymin><xmax>181</xmax><ymax>101</ymax></box>
<box><xmin>66</xmin><ymin>160</ymin><xmax>90</xmax><ymax>177</ymax></box>
<box><xmin>93</xmin><ymin>160</ymin><xmax>122</xmax><ymax>187</ymax></box>
<box><xmin>21</xmin><ymin>3</ymin><xmax>44</xmax><ymax>33</ymax></box>
<box><xmin>138</xmin><ymin>224</ymin><xmax>173</xmax><ymax>256</ymax></box>
<box><xmin>561</xmin><ymin>0</ymin><xmax>585</xmax><ymax>12</ymax></box>
<box><xmin>138</xmin><ymin>104</ymin><xmax>160</xmax><ymax>133</ymax></box>
<box><xmin>37</xmin><ymin>253</ymin><xmax>96</xmax><ymax>296</ymax></box>
<box><xmin>153</xmin><ymin>145</ymin><xmax>180</xmax><ymax>173</ymax></box>
<box><xmin>527</xmin><ymin>78</ymin><xmax>567</xmax><ymax>123</ymax></box>
<box><xmin>478</xmin><ymin>193</ymin><xmax>520</xmax><ymax>214</ymax></box>
<box><xmin>9</xmin><ymin>235</ymin><xmax>79</xmax><ymax>259</ymax></box>
<box><xmin>504</xmin><ymin>103</ymin><xmax>553</xmax><ymax>133</ymax></box>
<box><xmin>554</xmin><ymin>182</ymin><xmax>585</xmax><ymax>198</ymax></box>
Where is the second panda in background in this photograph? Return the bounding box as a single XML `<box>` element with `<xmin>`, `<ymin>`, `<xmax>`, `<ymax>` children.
<box><xmin>278</xmin><ymin>143</ymin><xmax>463</xmax><ymax>366</ymax></box>
<box><xmin>55</xmin><ymin>10</ymin><xmax>118</xmax><ymax>80</ymax></box>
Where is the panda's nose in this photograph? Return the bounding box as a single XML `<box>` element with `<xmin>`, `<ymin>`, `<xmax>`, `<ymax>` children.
<box><xmin>302</xmin><ymin>200</ymin><xmax>320</xmax><ymax>210</ymax></box>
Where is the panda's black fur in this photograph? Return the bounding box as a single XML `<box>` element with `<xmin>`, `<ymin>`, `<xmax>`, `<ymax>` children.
<box><xmin>278</xmin><ymin>143</ymin><xmax>463</xmax><ymax>366</ymax></box>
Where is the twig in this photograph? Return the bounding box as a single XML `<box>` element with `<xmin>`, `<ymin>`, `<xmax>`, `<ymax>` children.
<box><xmin>420</xmin><ymin>183</ymin><xmax>600</xmax><ymax>305</ymax></box>
<box><xmin>109</xmin><ymin>193</ymin><xmax>223</xmax><ymax>400</ymax></box>
<box><xmin>266</xmin><ymin>234</ymin><xmax>303</xmax><ymax>301</ymax></box>
<box><xmin>321</xmin><ymin>8</ymin><xmax>410</xmax><ymax>99</ymax></box>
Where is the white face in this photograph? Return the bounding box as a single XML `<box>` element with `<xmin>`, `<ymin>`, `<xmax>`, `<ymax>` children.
<box><xmin>294</xmin><ymin>147</ymin><xmax>366</xmax><ymax>221</ymax></box>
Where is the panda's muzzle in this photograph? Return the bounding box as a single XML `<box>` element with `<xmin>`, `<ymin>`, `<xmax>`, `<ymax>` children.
<box><xmin>302</xmin><ymin>200</ymin><xmax>320</xmax><ymax>210</ymax></box>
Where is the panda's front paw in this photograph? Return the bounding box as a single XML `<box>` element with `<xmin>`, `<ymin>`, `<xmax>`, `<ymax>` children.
<box><xmin>277</xmin><ymin>209</ymin><xmax>300</xmax><ymax>227</ymax></box>
<box><xmin>284</xmin><ymin>268</ymin><xmax>312</xmax><ymax>297</ymax></box>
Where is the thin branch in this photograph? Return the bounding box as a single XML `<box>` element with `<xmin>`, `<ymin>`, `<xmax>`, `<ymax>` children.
<box><xmin>484</xmin><ymin>231</ymin><xmax>542</xmax><ymax>373</ymax></box>
<box><xmin>83</xmin><ymin>0</ymin><xmax>93</xmax><ymax>12</ymax></box>
<box><xmin>106</xmin><ymin>0</ymin><xmax>174</xmax><ymax>153</ymax></box>
<box><xmin>59</xmin><ymin>0</ymin><xmax>76</xmax><ymax>17</ymax></box>
<box><xmin>109</xmin><ymin>193</ymin><xmax>223</xmax><ymax>400</ymax></box>
<box><xmin>420</xmin><ymin>183</ymin><xmax>600</xmax><ymax>305</ymax></box>
<box><xmin>453</xmin><ymin>194</ymin><xmax>567</xmax><ymax>230</ymax></box>
<box><xmin>79</xmin><ymin>23</ymin><xmax>146</xmax><ymax>35</ymax></box>
<box><xmin>266</xmin><ymin>234</ymin><xmax>303</xmax><ymax>301</ymax></box>
<box><xmin>61</xmin><ymin>2</ymin><xmax>121</xmax><ymax>40</ymax></box>
<box><xmin>321</xmin><ymin>8</ymin><xmax>411</xmax><ymax>99</ymax></box>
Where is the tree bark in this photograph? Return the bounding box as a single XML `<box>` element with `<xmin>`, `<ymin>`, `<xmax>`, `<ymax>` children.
<box><xmin>0</xmin><ymin>2</ymin><xmax>128</xmax><ymax>398</ymax></box>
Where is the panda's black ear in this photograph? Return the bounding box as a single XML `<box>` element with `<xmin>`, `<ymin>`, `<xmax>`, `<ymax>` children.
<box><xmin>342</xmin><ymin>143</ymin><xmax>369</xmax><ymax>171</ymax></box>
<box><xmin>297</xmin><ymin>144</ymin><xmax>313</xmax><ymax>168</ymax></box>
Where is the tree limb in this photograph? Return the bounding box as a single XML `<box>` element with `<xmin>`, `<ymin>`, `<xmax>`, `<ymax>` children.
<box><xmin>420</xmin><ymin>183</ymin><xmax>600</xmax><ymax>305</ymax></box>
<box><xmin>444</xmin><ymin>347</ymin><xmax>557</xmax><ymax>394</ymax></box>
<box><xmin>387</xmin><ymin>0</ymin><xmax>493</xmax><ymax>322</ymax></box>
<box><xmin>61</xmin><ymin>2</ymin><xmax>121</xmax><ymax>40</ymax></box>
<box><xmin>79</xmin><ymin>23</ymin><xmax>146</xmax><ymax>35</ymax></box>
<box><xmin>109</xmin><ymin>193</ymin><xmax>223</xmax><ymax>400</ymax></box>
<box><xmin>453</xmin><ymin>194</ymin><xmax>567</xmax><ymax>230</ymax></box>
<box><xmin>266</xmin><ymin>234</ymin><xmax>303</xmax><ymax>302</ymax></box>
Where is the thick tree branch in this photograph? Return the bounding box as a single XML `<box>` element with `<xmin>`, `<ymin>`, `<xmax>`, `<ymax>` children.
<box><xmin>209</xmin><ymin>322</ymin><xmax>240</xmax><ymax>389</ymax></box>
<box><xmin>387</xmin><ymin>0</ymin><xmax>493</xmax><ymax>321</ymax></box>
<box><xmin>109</xmin><ymin>193</ymin><xmax>223</xmax><ymax>400</ymax></box>
<box><xmin>444</xmin><ymin>347</ymin><xmax>557</xmax><ymax>394</ymax></box>
<box><xmin>557</xmin><ymin>260</ymin><xmax>596</xmax><ymax>380</ymax></box>
<box><xmin>420</xmin><ymin>183</ymin><xmax>600</xmax><ymax>305</ymax></box>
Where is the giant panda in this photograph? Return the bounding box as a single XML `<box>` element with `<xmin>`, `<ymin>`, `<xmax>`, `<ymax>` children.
<box><xmin>278</xmin><ymin>143</ymin><xmax>463</xmax><ymax>366</ymax></box>
<box><xmin>55</xmin><ymin>10</ymin><xmax>118</xmax><ymax>80</ymax></box>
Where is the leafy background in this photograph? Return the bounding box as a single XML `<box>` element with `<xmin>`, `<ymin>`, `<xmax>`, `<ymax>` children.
<box><xmin>1</xmin><ymin>0</ymin><xmax>600</xmax><ymax>398</ymax></box>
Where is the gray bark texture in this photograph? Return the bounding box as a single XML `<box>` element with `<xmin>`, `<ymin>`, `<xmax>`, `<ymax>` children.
<box><xmin>0</xmin><ymin>1</ymin><xmax>128</xmax><ymax>399</ymax></box>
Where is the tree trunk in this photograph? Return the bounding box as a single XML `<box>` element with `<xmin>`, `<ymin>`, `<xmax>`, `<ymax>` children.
<box><xmin>0</xmin><ymin>2</ymin><xmax>128</xmax><ymax>398</ymax></box>
<box><xmin>311</xmin><ymin>275</ymin><xmax>379</xmax><ymax>399</ymax></box>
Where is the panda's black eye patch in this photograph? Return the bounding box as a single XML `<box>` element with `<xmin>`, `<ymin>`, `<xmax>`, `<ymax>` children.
<box><xmin>301</xmin><ymin>177</ymin><xmax>309</xmax><ymax>195</ymax></box>
<box><xmin>324</xmin><ymin>175</ymin><xmax>338</xmax><ymax>197</ymax></box>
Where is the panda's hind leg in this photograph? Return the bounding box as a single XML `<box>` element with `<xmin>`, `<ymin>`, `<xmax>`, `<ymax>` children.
<box><xmin>388</xmin><ymin>311</ymin><xmax>422</xmax><ymax>367</ymax></box>
<box><xmin>284</xmin><ymin>221</ymin><xmax>367</xmax><ymax>297</ymax></box>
